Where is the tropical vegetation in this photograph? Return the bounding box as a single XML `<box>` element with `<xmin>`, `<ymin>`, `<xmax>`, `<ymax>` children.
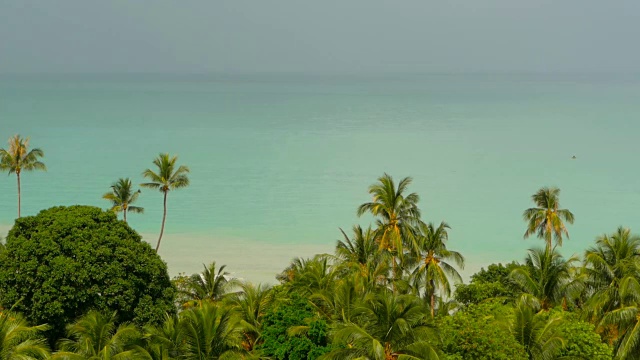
<box><xmin>0</xmin><ymin>138</ymin><xmax>638</xmax><ymax>359</ymax></box>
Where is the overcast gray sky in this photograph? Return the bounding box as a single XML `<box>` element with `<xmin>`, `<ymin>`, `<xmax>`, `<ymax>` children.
<box><xmin>1</xmin><ymin>0</ymin><xmax>639</xmax><ymax>74</ymax></box>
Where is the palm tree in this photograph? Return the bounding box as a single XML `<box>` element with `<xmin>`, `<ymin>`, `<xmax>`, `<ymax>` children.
<box><xmin>143</xmin><ymin>314</ymin><xmax>186</xmax><ymax>360</ymax></box>
<box><xmin>321</xmin><ymin>290</ymin><xmax>440</xmax><ymax>360</ymax></box>
<box><xmin>357</xmin><ymin>173</ymin><xmax>422</xmax><ymax>282</ymax></box>
<box><xmin>583</xmin><ymin>227</ymin><xmax>640</xmax><ymax>353</ymax></box>
<box><xmin>179</xmin><ymin>302</ymin><xmax>244</xmax><ymax>359</ymax></box>
<box><xmin>509</xmin><ymin>247</ymin><xmax>581</xmax><ymax>311</ymax></box>
<box><xmin>511</xmin><ymin>296</ymin><xmax>565</xmax><ymax>360</ymax></box>
<box><xmin>141</xmin><ymin>153</ymin><xmax>190</xmax><ymax>252</ymax></box>
<box><xmin>0</xmin><ymin>311</ymin><xmax>50</xmax><ymax>360</ymax></box>
<box><xmin>600</xmin><ymin>305</ymin><xmax>640</xmax><ymax>360</ymax></box>
<box><xmin>229</xmin><ymin>283</ymin><xmax>274</xmax><ymax>351</ymax></box>
<box><xmin>523</xmin><ymin>187</ymin><xmax>574</xmax><ymax>251</ymax></box>
<box><xmin>183</xmin><ymin>262</ymin><xmax>240</xmax><ymax>306</ymax></box>
<box><xmin>52</xmin><ymin>311</ymin><xmax>150</xmax><ymax>360</ymax></box>
<box><xmin>408</xmin><ymin>222</ymin><xmax>464</xmax><ymax>317</ymax></box>
<box><xmin>335</xmin><ymin>226</ymin><xmax>389</xmax><ymax>289</ymax></box>
<box><xmin>0</xmin><ymin>135</ymin><xmax>46</xmax><ymax>218</ymax></box>
<box><xmin>584</xmin><ymin>227</ymin><xmax>640</xmax><ymax>317</ymax></box>
<box><xmin>102</xmin><ymin>178</ymin><xmax>144</xmax><ymax>223</ymax></box>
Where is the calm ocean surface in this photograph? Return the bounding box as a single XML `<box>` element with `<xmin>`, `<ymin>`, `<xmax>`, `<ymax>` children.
<box><xmin>1</xmin><ymin>73</ymin><xmax>639</xmax><ymax>283</ymax></box>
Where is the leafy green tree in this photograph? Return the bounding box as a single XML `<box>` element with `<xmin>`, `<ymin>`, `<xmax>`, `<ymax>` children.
<box><xmin>409</xmin><ymin>222</ymin><xmax>464</xmax><ymax>317</ymax></box>
<box><xmin>510</xmin><ymin>247</ymin><xmax>580</xmax><ymax>310</ymax></box>
<box><xmin>0</xmin><ymin>206</ymin><xmax>176</xmax><ymax>340</ymax></box>
<box><xmin>102</xmin><ymin>178</ymin><xmax>144</xmax><ymax>223</ymax></box>
<box><xmin>357</xmin><ymin>173</ymin><xmax>421</xmax><ymax>282</ymax></box>
<box><xmin>523</xmin><ymin>187</ymin><xmax>574</xmax><ymax>250</ymax></box>
<box><xmin>141</xmin><ymin>153</ymin><xmax>190</xmax><ymax>252</ymax></box>
<box><xmin>438</xmin><ymin>302</ymin><xmax>527</xmax><ymax>360</ymax></box>
<box><xmin>179</xmin><ymin>302</ymin><xmax>245</xmax><ymax>359</ymax></box>
<box><xmin>322</xmin><ymin>290</ymin><xmax>440</xmax><ymax>360</ymax></box>
<box><xmin>52</xmin><ymin>311</ymin><xmax>149</xmax><ymax>360</ymax></box>
<box><xmin>258</xmin><ymin>294</ymin><xmax>332</xmax><ymax>360</ymax></box>
<box><xmin>0</xmin><ymin>311</ymin><xmax>50</xmax><ymax>360</ymax></box>
<box><xmin>553</xmin><ymin>311</ymin><xmax>613</xmax><ymax>360</ymax></box>
<box><xmin>454</xmin><ymin>262</ymin><xmax>521</xmax><ymax>306</ymax></box>
<box><xmin>0</xmin><ymin>135</ymin><xmax>46</xmax><ymax>218</ymax></box>
<box><xmin>183</xmin><ymin>262</ymin><xmax>240</xmax><ymax>306</ymax></box>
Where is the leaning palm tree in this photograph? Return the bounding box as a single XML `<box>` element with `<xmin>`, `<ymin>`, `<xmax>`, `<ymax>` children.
<box><xmin>102</xmin><ymin>178</ymin><xmax>144</xmax><ymax>223</ymax></box>
<box><xmin>0</xmin><ymin>311</ymin><xmax>50</xmax><ymax>360</ymax></box>
<box><xmin>321</xmin><ymin>290</ymin><xmax>440</xmax><ymax>360</ymax></box>
<box><xmin>52</xmin><ymin>311</ymin><xmax>150</xmax><ymax>360</ymax></box>
<box><xmin>357</xmin><ymin>173</ymin><xmax>422</xmax><ymax>282</ymax></box>
<box><xmin>408</xmin><ymin>222</ymin><xmax>464</xmax><ymax>317</ymax></box>
<box><xmin>0</xmin><ymin>135</ymin><xmax>46</xmax><ymax>218</ymax></box>
<box><xmin>523</xmin><ymin>187</ymin><xmax>574</xmax><ymax>251</ymax></box>
<box><xmin>141</xmin><ymin>153</ymin><xmax>190</xmax><ymax>252</ymax></box>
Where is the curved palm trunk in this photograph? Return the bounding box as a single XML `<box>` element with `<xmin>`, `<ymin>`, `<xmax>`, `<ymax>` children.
<box><xmin>156</xmin><ymin>191</ymin><xmax>168</xmax><ymax>252</ymax></box>
<box><xmin>16</xmin><ymin>171</ymin><xmax>21</xmax><ymax>218</ymax></box>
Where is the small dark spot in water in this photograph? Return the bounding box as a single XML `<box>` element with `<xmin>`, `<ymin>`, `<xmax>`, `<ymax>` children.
<box><xmin>571</xmin><ymin>155</ymin><xmax>576</xmax><ymax>159</ymax></box>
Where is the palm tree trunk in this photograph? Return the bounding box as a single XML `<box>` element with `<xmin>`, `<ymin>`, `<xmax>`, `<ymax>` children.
<box><xmin>123</xmin><ymin>209</ymin><xmax>127</xmax><ymax>223</ymax></box>
<box><xmin>430</xmin><ymin>279</ymin><xmax>435</xmax><ymax>318</ymax></box>
<box><xmin>155</xmin><ymin>191</ymin><xmax>168</xmax><ymax>252</ymax></box>
<box><xmin>16</xmin><ymin>172</ymin><xmax>21</xmax><ymax>218</ymax></box>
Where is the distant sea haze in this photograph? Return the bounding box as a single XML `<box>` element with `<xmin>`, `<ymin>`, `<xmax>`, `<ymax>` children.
<box><xmin>1</xmin><ymin>73</ymin><xmax>639</xmax><ymax>284</ymax></box>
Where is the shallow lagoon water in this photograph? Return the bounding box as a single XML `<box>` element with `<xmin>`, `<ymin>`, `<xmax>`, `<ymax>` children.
<box><xmin>1</xmin><ymin>73</ymin><xmax>639</xmax><ymax>283</ymax></box>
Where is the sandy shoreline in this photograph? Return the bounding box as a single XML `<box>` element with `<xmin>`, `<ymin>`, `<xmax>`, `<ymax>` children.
<box><xmin>1</xmin><ymin>223</ymin><xmax>486</xmax><ymax>284</ymax></box>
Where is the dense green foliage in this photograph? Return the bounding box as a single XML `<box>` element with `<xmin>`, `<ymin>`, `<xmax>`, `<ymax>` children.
<box><xmin>258</xmin><ymin>294</ymin><xmax>332</xmax><ymax>360</ymax></box>
<box><xmin>439</xmin><ymin>302</ymin><xmax>527</xmax><ymax>360</ymax></box>
<box><xmin>0</xmin><ymin>206</ymin><xmax>176</xmax><ymax>340</ymax></box>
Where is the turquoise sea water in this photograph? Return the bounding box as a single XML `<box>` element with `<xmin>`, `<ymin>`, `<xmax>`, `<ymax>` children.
<box><xmin>1</xmin><ymin>73</ymin><xmax>639</xmax><ymax>283</ymax></box>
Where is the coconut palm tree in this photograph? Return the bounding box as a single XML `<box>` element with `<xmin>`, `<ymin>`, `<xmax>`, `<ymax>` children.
<box><xmin>321</xmin><ymin>290</ymin><xmax>440</xmax><ymax>360</ymax></box>
<box><xmin>357</xmin><ymin>173</ymin><xmax>422</xmax><ymax>282</ymax></box>
<box><xmin>0</xmin><ymin>311</ymin><xmax>50</xmax><ymax>360</ymax></box>
<box><xmin>179</xmin><ymin>302</ymin><xmax>244</xmax><ymax>359</ymax></box>
<box><xmin>523</xmin><ymin>187</ymin><xmax>574</xmax><ymax>251</ymax></box>
<box><xmin>141</xmin><ymin>153</ymin><xmax>190</xmax><ymax>252</ymax></box>
<box><xmin>600</xmin><ymin>305</ymin><xmax>640</xmax><ymax>360</ymax></box>
<box><xmin>0</xmin><ymin>135</ymin><xmax>46</xmax><ymax>218</ymax></box>
<box><xmin>183</xmin><ymin>262</ymin><xmax>240</xmax><ymax>306</ymax></box>
<box><xmin>335</xmin><ymin>226</ymin><xmax>389</xmax><ymax>289</ymax></box>
<box><xmin>102</xmin><ymin>178</ymin><xmax>144</xmax><ymax>223</ymax></box>
<box><xmin>511</xmin><ymin>296</ymin><xmax>565</xmax><ymax>360</ymax></box>
<box><xmin>229</xmin><ymin>283</ymin><xmax>274</xmax><ymax>351</ymax></box>
<box><xmin>584</xmin><ymin>227</ymin><xmax>640</xmax><ymax>318</ymax></box>
<box><xmin>143</xmin><ymin>314</ymin><xmax>186</xmax><ymax>360</ymax></box>
<box><xmin>408</xmin><ymin>222</ymin><xmax>464</xmax><ymax>317</ymax></box>
<box><xmin>509</xmin><ymin>247</ymin><xmax>581</xmax><ymax>311</ymax></box>
<box><xmin>52</xmin><ymin>311</ymin><xmax>150</xmax><ymax>360</ymax></box>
